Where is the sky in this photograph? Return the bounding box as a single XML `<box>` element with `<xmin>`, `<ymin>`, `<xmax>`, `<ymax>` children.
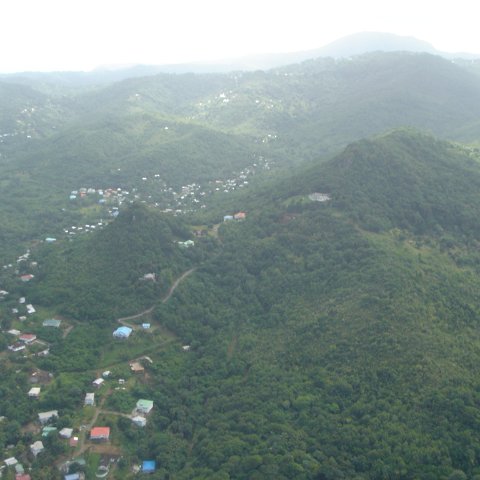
<box><xmin>1</xmin><ymin>0</ymin><xmax>479</xmax><ymax>73</ymax></box>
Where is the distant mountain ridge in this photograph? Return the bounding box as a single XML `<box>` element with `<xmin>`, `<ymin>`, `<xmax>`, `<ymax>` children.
<box><xmin>1</xmin><ymin>32</ymin><xmax>478</xmax><ymax>82</ymax></box>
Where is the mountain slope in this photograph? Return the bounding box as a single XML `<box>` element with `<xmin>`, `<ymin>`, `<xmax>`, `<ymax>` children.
<box><xmin>145</xmin><ymin>131</ymin><xmax>480</xmax><ymax>478</ymax></box>
<box><xmin>15</xmin><ymin>130</ymin><xmax>480</xmax><ymax>479</ymax></box>
<box><xmin>28</xmin><ymin>204</ymin><xmax>195</xmax><ymax>320</ymax></box>
<box><xmin>277</xmin><ymin>129</ymin><xmax>480</xmax><ymax>236</ymax></box>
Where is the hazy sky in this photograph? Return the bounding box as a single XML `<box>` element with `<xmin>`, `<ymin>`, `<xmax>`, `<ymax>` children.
<box><xmin>1</xmin><ymin>0</ymin><xmax>479</xmax><ymax>73</ymax></box>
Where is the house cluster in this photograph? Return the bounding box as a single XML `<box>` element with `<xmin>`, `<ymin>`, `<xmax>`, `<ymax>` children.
<box><xmin>37</xmin><ymin>409</ymin><xmax>78</xmax><ymax>445</ymax></box>
<box><xmin>59</xmin><ymin>153</ymin><xmax>272</xmax><ymax>230</ymax></box>
<box><xmin>4</xmin><ymin>287</ymin><xmax>39</xmax><ymax>327</ymax></box>
<box><xmin>2</xmin><ymin>455</ymin><xmax>32</xmax><ymax>479</ymax></box>
<box><xmin>63</xmin><ymin>221</ymin><xmax>105</xmax><ymax>237</ymax></box>
<box><xmin>16</xmin><ymin>250</ymin><xmax>31</xmax><ymax>265</ymax></box>
<box><xmin>69</xmin><ymin>186</ymin><xmax>131</xmax><ymax>206</ymax></box>
<box><xmin>7</xmin><ymin>330</ymin><xmax>38</xmax><ymax>353</ymax></box>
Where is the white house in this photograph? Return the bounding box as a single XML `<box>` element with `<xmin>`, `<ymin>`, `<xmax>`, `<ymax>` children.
<box><xmin>38</xmin><ymin>410</ymin><xmax>58</xmax><ymax>424</ymax></box>
<box><xmin>132</xmin><ymin>416</ymin><xmax>147</xmax><ymax>427</ymax></box>
<box><xmin>30</xmin><ymin>440</ymin><xmax>44</xmax><ymax>457</ymax></box>
<box><xmin>59</xmin><ymin>427</ymin><xmax>73</xmax><ymax>439</ymax></box>
<box><xmin>8</xmin><ymin>343</ymin><xmax>25</xmax><ymax>352</ymax></box>
<box><xmin>28</xmin><ymin>387</ymin><xmax>41</xmax><ymax>398</ymax></box>
<box><xmin>85</xmin><ymin>393</ymin><xmax>95</xmax><ymax>405</ymax></box>
<box><xmin>92</xmin><ymin>378</ymin><xmax>104</xmax><ymax>388</ymax></box>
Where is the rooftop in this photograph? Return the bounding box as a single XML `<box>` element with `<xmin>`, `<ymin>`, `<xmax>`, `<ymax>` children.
<box><xmin>142</xmin><ymin>460</ymin><xmax>156</xmax><ymax>473</ymax></box>
<box><xmin>113</xmin><ymin>326</ymin><xmax>133</xmax><ymax>338</ymax></box>
<box><xmin>42</xmin><ymin>319</ymin><xmax>61</xmax><ymax>327</ymax></box>
<box><xmin>90</xmin><ymin>427</ymin><xmax>110</xmax><ymax>438</ymax></box>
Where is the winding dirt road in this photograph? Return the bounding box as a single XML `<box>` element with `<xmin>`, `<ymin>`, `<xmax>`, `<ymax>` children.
<box><xmin>116</xmin><ymin>268</ymin><xmax>196</xmax><ymax>327</ymax></box>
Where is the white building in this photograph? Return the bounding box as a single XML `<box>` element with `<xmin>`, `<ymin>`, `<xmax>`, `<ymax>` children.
<box><xmin>28</xmin><ymin>387</ymin><xmax>41</xmax><ymax>398</ymax></box>
<box><xmin>38</xmin><ymin>410</ymin><xmax>58</xmax><ymax>424</ymax></box>
<box><xmin>85</xmin><ymin>393</ymin><xmax>95</xmax><ymax>406</ymax></box>
<box><xmin>132</xmin><ymin>416</ymin><xmax>147</xmax><ymax>427</ymax></box>
<box><xmin>92</xmin><ymin>378</ymin><xmax>104</xmax><ymax>388</ymax></box>
<box><xmin>59</xmin><ymin>427</ymin><xmax>73</xmax><ymax>439</ymax></box>
<box><xmin>30</xmin><ymin>440</ymin><xmax>44</xmax><ymax>457</ymax></box>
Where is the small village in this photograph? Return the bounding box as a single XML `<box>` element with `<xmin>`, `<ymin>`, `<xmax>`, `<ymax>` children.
<box><xmin>59</xmin><ymin>154</ymin><xmax>270</xmax><ymax>241</ymax></box>
<box><xmin>0</xmin><ymin>239</ymin><xmax>198</xmax><ymax>478</ymax></box>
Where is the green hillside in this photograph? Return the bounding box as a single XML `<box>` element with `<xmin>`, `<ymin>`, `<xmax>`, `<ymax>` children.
<box><xmin>5</xmin><ymin>130</ymin><xmax>480</xmax><ymax>478</ymax></box>
<box><xmin>178</xmin><ymin>52</ymin><xmax>480</xmax><ymax>154</ymax></box>
<box><xmin>3</xmin><ymin>48</ymin><xmax>480</xmax><ymax>478</ymax></box>
<box><xmin>135</xmin><ymin>130</ymin><xmax>480</xmax><ymax>479</ymax></box>
<box><xmin>277</xmin><ymin>129</ymin><xmax>480</xmax><ymax>236</ymax></box>
<box><xmin>27</xmin><ymin>204</ymin><xmax>197</xmax><ymax>320</ymax></box>
<box><xmin>2</xmin><ymin>51</ymin><xmax>480</xmax><ymax>264</ymax></box>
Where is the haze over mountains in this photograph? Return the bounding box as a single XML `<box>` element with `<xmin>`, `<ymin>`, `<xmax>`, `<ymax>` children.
<box><xmin>2</xmin><ymin>32</ymin><xmax>480</xmax><ymax>479</ymax></box>
<box><xmin>2</xmin><ymin>31</ymin><xmax>479</xmax><ymax>81</ymax></box>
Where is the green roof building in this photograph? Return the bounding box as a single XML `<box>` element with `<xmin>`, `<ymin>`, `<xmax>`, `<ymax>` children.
<box><xmin>136</xmin><ymin>399</ymin><xmax>153</xmax><ymax>414</ymax></box>
<box><xmin>42</xmin><ymin>319</ymin><xmax>61</xmax><ymax>328</ymax></box>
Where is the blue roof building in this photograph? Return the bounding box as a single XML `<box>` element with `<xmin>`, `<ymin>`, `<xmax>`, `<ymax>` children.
<box><xmin>142</xmin><ymin>460</ymin><xmax>156</xmax><ymax>473</ymax></box>
<box><xmin>64</xmin><ymin>474</ymin><xmax>81</xmax><ymax>480</ymax></box>
<box><xmin>113</xmin><ymin>326</ymin><xmax>133</xmax><ymax>338</ymax></box>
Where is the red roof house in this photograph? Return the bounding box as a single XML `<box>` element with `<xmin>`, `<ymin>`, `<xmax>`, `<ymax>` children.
<box><xmin>234</xmin><ymin>212</ymin><xmax>246</xmax><ymax>220</ymax></box>
<box><xmin>90</xmin><ymin>427</ymin><xmax>110</xmax><ymax>441</ymax></box>
<box><xmin>19</xmin><ymin>333</ymin><xmax>37</xmax><ymax>344</ymax></box>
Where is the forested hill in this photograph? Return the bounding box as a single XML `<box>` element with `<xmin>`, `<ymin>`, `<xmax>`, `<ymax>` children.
<box><xmin>64</xmin><ymin>52</ymin><xmax>480</xmax><ymax>156</ymax></box>
<box><xmin>14</xmin><ymin>129</ymin><xmax>480</xmax><ymax>478</ymax></box>
<box><xmin>27</xmin><ymin>204</ymin><xmax>198</xmax><ymax>321</ymax></box>
<box><xmin>145</xmin><ymin>130</ymin><xmax>480</xmax><ymax>478</ymax></box>
<box><xmin>273</xmin><ymin>129</ymin><xmax>480</xmax><ymax>236</ymax></box>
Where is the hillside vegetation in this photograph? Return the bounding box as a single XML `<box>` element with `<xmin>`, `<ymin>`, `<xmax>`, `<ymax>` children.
<box><xmin>6</xmin><ymin>130</ymin><xmax>480</xmax><ymax>479</ymax></box>
<box><xmin>2</xmin><ymin>51</ymin><xmax>480</xmax><ymax>263</ymax></box>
